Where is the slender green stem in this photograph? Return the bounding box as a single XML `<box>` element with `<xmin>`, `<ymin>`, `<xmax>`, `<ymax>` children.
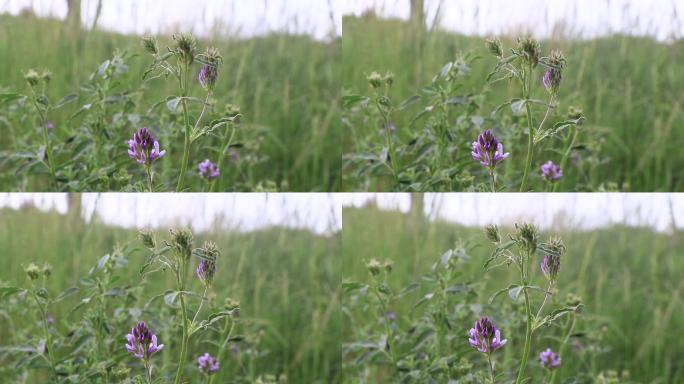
<box><xmin>372</xmin><ymin>281</ymin><xmax>397</xmax><ymax>367</ymax></box>
<box><xmin>146</xmin><ymin>166</ymin><xmax>153</xmax><ymax>192</ymax></box>
<box><xmin>535</xmin><ymin>282</ymin><xmax>554</xmax><ymax>321</ymax></box>
<box><xmin>145</xmin><ymin>360</ymin><xmax>152</xmax><ymax>384</ymax></box>
<box><xmin>489</xmin><ymin>169</ymin><xmax>497</xmax><ymax>192</ymax></box>
<box><xmin>515</xmin><ymin>249</ymin><xmax>534</xmax><ymax>384</ymax></box>
<box><xmin>210</xmin><ymin>318</ymin><xmax>236</xmax><ymax>384</ymax></box>
<box><xmin>29</xmin><ymin>89</ymin><xmax>56</xmax><ymax>185</ymax></box>
<box><xmin>176</xmin><ymin>61</ymin><xmax>192</xmax><ymax>192</ymax></box>
<box><xmin>32</xmin><ymin>291</ymin><xmax>57</xmax><ymax>379</ymax></box>
<box><xmin>374</xmin><ymin>96</ymin><xmax>399</xmax><ymax>189</ymax></box>
<box><xmin>520</xmin><ymin>63</ymin><xmax>535</xmax><ymax>192</ymax></box>
<box><xmin>550</xmin><ymin>315</ymin><xmax>576</xmax><ymax>384</ymax></box>
<box><xmin>212</xmin><ymin>124</ymin><xmax>237</xmax><ymax>192</ymax></box>
<box><xmin>554</xmin><ymin>126</ymin><xmax>578</xmax><ymax>192</ymax></box>
<box><xmin>173</xmin><ymin>265</ymin><xmax>190</xmax><ymax>384</ymax></box>
<box><xmin>191</xmin><ymin>286</ymin><xmax>209</xmax><ymax>328</ymax></box>
<box><xmin>487</xmin><ymin>353</ymin><xmax>495</xmax><ymax>383</ymax></box>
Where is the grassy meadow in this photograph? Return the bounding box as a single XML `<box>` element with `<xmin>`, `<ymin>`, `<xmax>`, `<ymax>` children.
<box><xmin>342</xmin><ymin>15</ymin><xmax>684</xmax><ymax>191</ymax></box>
<box><xmin>342</xmin><ymin>205</ymin><xmax>684</xmax><ymax>382</ymax></box>
<box><xmin>0</xmin><ymin>13</ymin><xmax>341</xmax><ymax>191</ymax></box>
<box><xmin>0</xmin><ymin>204</ymin><xmax>341</xmax><ymax>383</ymax></box>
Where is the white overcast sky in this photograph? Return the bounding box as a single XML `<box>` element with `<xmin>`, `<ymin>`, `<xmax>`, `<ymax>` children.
<box><xmin>0</xmin><ymin>193</ymin><xmax>342</xmax><ymax>235</ymax></box>
<box><xmin>2</xmin><ymin>0</ymin><xmax>683</xmax><ymax>41</ymax></box>
<box><xmin>342</xmin><ymin>193</ymin><xmax>684</xmax><ymax>233</ymax></box>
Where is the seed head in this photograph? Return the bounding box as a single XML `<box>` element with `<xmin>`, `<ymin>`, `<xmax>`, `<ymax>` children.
<box><xmin>539</xmin><ymin>348</ymin><xmax>561</xmax><ymax>369</ymax></box>
<box><xmin>141</xmin><ymin>35</ymin><xmax>159</xmax><ymax>55</ymax></box>
<box><xmin>517</xmin><ymin>35</ymin><xmax>541</xmax><ymax>68</ymax></box>
<box><xmin>471</xmin><ymin>129</ymin><xmax>510</xmax><ymax>169</ymax></box>
<box><xmin>468</xmin><ymin>316</ymin><xmax>507</xmax><ymax>354</ymax></box>
<box><xmin>25</xmin><ymin>263</ymin><xmax>41</xmax><ymax>280</ymax></box>
<box><xmin>198</xmin><ymin>352</ymin><xmax>220</xmax><ymax>375</ymax></box>
<box><xmin>540</xmin><ymin>161</ymin><xmax>563</xmax><ymax>182</ymax></box>
<box><xmin>366</xmin><ymin>259</ymin><xmax>382</xmax><ymax>276</ymax></box>
<box><xmin>484</xmin><ymin>224</ymin><xmax>500</xmax><ymax>243</ymax></box>
<box><xmin>485</xmin><ymin>37</ymin><xmax>503</xmax><ymax>58</ymax></box>
<box><xmin>173</xmin><ymin>33</ymin><xmax>196</xmax><ymax>65</ymax></box>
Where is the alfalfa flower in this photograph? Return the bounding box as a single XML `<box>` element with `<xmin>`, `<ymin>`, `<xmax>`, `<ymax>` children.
<box><xmin>198</xmin><ymin>159</ymin><xmax>220</xmax><ymax>180</ymax></box>
<box><xmin>127</xmin><ymin>127</ymin><xmax>166</xmax><ymax>165</ymax></box>
<box><xmin>196</xmin><ymin>241</ymin><xmax>218</xmax><ymax>287</ymax></box>
<box><xmin>468</xmin><ymin>316</ymin><xmax>507</xmax><ymax>354</ymax></box>
<box><xmin>197</xmin><ymin>352</ymin><xmax>220</xmax><ymax>375</ymax></box>
<box><xmin>471</xmin><ymin>130</ymin><xmax>510</xmax><ymax>168</ymax></box>
<box><xmin>540</xmin><ymin>161</ymin><xmax>563</xmax><ymax>182</ymax></box>
<box><xmin>517</xmin><ymin>35</ymin><xmax>541</xmax><ymax>68</ymax></box>
<box><xmin>484</xmin><ymin>224</ymin><xmax>501</xmax><ymax>243</ymax></box>
<box><xmin>173</xmin><ymin>33</ymin><xmax>196</xmax><ymax>65</ymax></box>
<box><xmin>125</xmin><ymin>321</ymin><xmax>164</xmax><ymax>360</ymax></box>
<box><xmin>539</xmin><ymin>348</ymin><xmax>561</xmax><ymax>369</ymax></box>
<box><xmin>541</xmin><ymin>236</ymin><xmax>565</xmax><ymax>282</ymax></box>
<box><xmin>542</xmin><ymin>50</ymin><xmax>566</xmax><ymax>94</ymax></box>
<box><xmin>170</xmin><ymin>229</ymin><xmax>193</xmax><ymax>260</ymax></box>
<box><xmin>198</xmin><ymin>47</ymin><xmax>222</xmax><ymax>92</ymax></box>
<box><xmin>515</xmin><ymin>222</ymin><xmax>539</xmax><ymax>254</ymax></box>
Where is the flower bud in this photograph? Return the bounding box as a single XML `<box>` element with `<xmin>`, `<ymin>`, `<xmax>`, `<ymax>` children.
<box><xmin>383</xmin><ymin>71</ymin><xmax>394</xmax><ymax>87</ymax></box>
<box><xmin>383</xmin><ymin>259</ymin><xmax>393</xmax><ymax>273</ymax></box>
<box><xmin>170</xmin><ymin>228</ymin><xmax>193</xmax><ymax>259</ymax></box>
<box><xmin>485</xmin><ymin>37</ymin><xmax>503</xmax><ymax>58</ymax></box>
<box><xmin>138</xmin><ymin>229</ymin><xmax>156</xmax><ymax>249</ymax></box>
<box><xmin>540</xmin><ymin>253</ymin><xmax>560</xmax><ymax>282</ymax></box>
<box><xmin>198</xmin><ymin>47</ymin><xmax>222</xmax><ymax>92</ymax></box>
<box><xmin>565</xmin><ymin>293</ymin><xmax>582</xmax><ymax>307</ymax></box>
<box><xmin>225</xmin><ymin>103</ymin><xmax>241</xmax><ymax>117</ymax></box>
<box><xmin>42</xmin><ymin>263</ymin><xmax>52</xmax><ymax>279</ymax></box>
<box><xmin>36</xmin><ymin>287</ymin><xmax>49</xmax><ymax>299</ymax></box>
<box><xmin>366</xmin><ymin>259</ymin><xmax>381</xmax><ymax>276</ymax></box>
<box><xmin>41</xmin><ymin>69</ymin><xmax>52</xmax><ymax>84</ymax></box>
<box><xmin>515</xmin><ymin>222</ymin><xmax>538</xmax><ymax>254</ymax></box>
<box><xmin>141</xmin><ymin>35</ymin><xmax>159</xmax><ymax>55</ymax></box>
<box><xmin>24</xmin><ymin>69</ymin><xmax>41</xmax><ymax>87</ymax></box>
<box><xmin>367</xmin><ymin>71</ymin><xmax>383</xmax><ymax>89</ymax></box>
<box><xmin>484</xmin><ymin>224</ymin><xmax>500</xmax><ymax>243</ymax></box>
<box><xmin>25</xmin><ymin>263</ymin><xmax>41</xmax><ymax>280</ymax></box>
<box><xmin>517</xmin><ymin>35</ymin><xmax>541</xmax><ymax>68</ymax></box>
<box><xmin>173</xmin><ymin>33</ymin><xmax>196</xmax><ymax>65</ymax></box>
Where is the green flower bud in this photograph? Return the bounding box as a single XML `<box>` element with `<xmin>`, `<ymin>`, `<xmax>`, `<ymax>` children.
<box><xmin>24</xmin><ymin>69</ymin><xmax>41</xmax><ymax>87</ymax></box>
<box><xmin>41</xmin><ymin>69</ymin><xmax>52</xmax><ymax>84</ymax></box>
<box><xmin>173</xmin><ymin>33</ymin><xmax>196</xmax><ymax>65</ymax></box>
<box><xmin>138</xmin><ymin>229</ymin><xmax>156</xmax><ymax>249</ymax></box>
<box><xmin>383</xmin><ymin>259</ymin><xmax>393</xmax><ymax>273</ymax></box>
<box><xmin>515</xmin><ymin>222</ymin><xmax>539</xmax><ymax>254</ymax></box>
<box><xmin>485</xmin><ymin>37</ymin><xmax>503</xmax><ymax>58</ymax></box>
<box><xmin>517</xmin><ymin>35</ymin><xmax>541</xmax><ymax>68</ymax></box>
<box><xmin>484</xmin><ymin>224</ymin><xmax>500</xmax><ymax>243</ymax></box>
<box><xmin>367</xmin><ymin>71</ymin><xmax>383</xmax><ymax>89</ymax></box>
<box><xmin>141</xmin><ymin>35</ymin><xmax>159</xmax><ymax>55</ymax></box>
<box><xmin>25</xmin><ymin>263</ymin><xmax>41</xmax><ymax>280</ymax></box>
<box><xmin>42</xmin><ymin>262</ymin><xmax>52</xmax><ymax>278</ymax></box>
<box><xmin>170</xmin><ymin>228</ymin><xmax>193</xmax><ymax>259</ymax></box>
<box><xmin>366</xmin><ymin>258</ymin><xmax>382</xmax><ymax>276</ymax></box>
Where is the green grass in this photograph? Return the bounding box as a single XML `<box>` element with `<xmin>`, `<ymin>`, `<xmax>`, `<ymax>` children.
<box><xmin>0</xmin><ymin>13</ymin><xmax>341</xmax><ymax>191</ymax></box>
<box><xmin>342</xmin><ymin>15</ymin><xmax>684</xmax><ymax>191</ymax></box>
<box><xmin>342</xmin><ymin>205</ymin><xmax>684</xmax><ymax>382</ymax></box>
<box><xmin>0</xmin><ymin>206</ymin><xmax>341</xmax><ymax>382</ymax></box>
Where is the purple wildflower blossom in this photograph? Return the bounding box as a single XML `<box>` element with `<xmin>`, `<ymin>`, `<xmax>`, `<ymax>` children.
<box><xmin>539</xmin><ymin>348</ymin><xmax>561</xmax><ymax>369</ymax></box>
<box><xmin>386</xmin><ymin>311</ymin><xmax>397</xmax><ymax>322</ymax></box>
<box><xmin>542</xmin><ymin>68</ymin><xmax>562</xmax><ymax>93</ymax></box>
<box><xmin>127</xmin><ymin>128</ymin><xmax>166</xmax><ymax>165</ymax></box>
<box><xmin>198</xmin><ymin>159</ymin><xmax>220</xmax><ymax>180</ymax></box>
<box><xmin>468</xmin><ymin>317</ymin><xmax>507</xmax><ymax>354</ymax></box>
<box><xmin>47</xmin><ymin>315</ymin><xmax>54</xmax><ymax>325</ymax></box>
<box><xmin>471</xmin><ymin>130</ymin><xmax>510</xmax><ymax>168</ymax></box>
<box><xmin>540</xmin><ymin>161</ymin><xmax>563</xmax><ymax>182</ymax></box>
<box><xmin>541</xmin><ymin>253</ymin><xmax>561</xmax><ymax>281</ymax></box>
<box><xmin>198</xmin><ymin>352</ymin><xmax>220</xmax><ymax>375</ymax></box>
<box><xmin>47</xmin><ymin>122</ymin><xmax>55</xmax><ymax>130</ymax></box>
<box><xmin>199</xmin><ymin>65</ymin><xmax>218</xmax><ymax>91</ymax></box>
<box><xmin>196</xmin><ymin>258</ymin><xmax>216</xmax><ymax>286</ymax></box>
<box><xmin>125</xmin><ymin>322</ymin><xmax>164</xmax><ymax>360</ymax></box>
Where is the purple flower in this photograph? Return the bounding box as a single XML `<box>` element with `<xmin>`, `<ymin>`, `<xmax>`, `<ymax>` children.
<box><xmin>47</xmin><ymin>122</ymin><xmax>55</xmax><ymax>130</ymax></box>
<box><xmin>540</xmin><ymin>161</ymin><xmax>563</xmax><ymax>182</ymax></box>
<box><xmin>468</xmin><ymin>317</ymin><xmax>507</xmax><ymax>354</ymax></box>
<box><xmin>541</xmin><ymin>253</ymin><xmax>561</xmax><ymax>281</ymax></box>
<box><xmin>198</xmin><ymin>352</ymin><xmax>220</xmax><ymax>375</ymax></box>
<box><xmin>125</xmin><ymin>322</ymin><xmax>164</xmax><ymax>360</ymax></box>
<box><xmin>539</xmin><ymin>348</ymin><xmax>561</xmax><ymax>369</ymax></box>
<box><xmin>47</xmin><ymin>315</ymin><xmax>54</xmax><ymax>325</ymax></box>
<box><xmin>196</xmin><ymin>258</ymin><xmax>216</xmax><ymax>286</ymax></box>
<box><xmin>542</xmin><ymin>68</ymin><xmax>562</xmax><ymax>93</ymax></box>
<box><xmin>198</xmin><ymin>159</ymin><xmax>220</xmax><ymax>180</ymax></box>
<box><xmin>127</xmin><ymin>127</ymin><xmax>166</xmax><ymax>165</ymax></box>
<box><xmin>386</xmin><ymin>311</ymin><xmax>397</xmax><ymax>322</ymax></box>
<box><xmin>471</xmin><ymin>130</ymin><xmax>510</xmax><ymax>168</ymax></box>
<box><xmin>199</xmin><ymin>65</ymin><xmax>218</xmax><ymax>91</ymax></box>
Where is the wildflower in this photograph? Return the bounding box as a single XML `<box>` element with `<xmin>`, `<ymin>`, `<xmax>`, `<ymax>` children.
<box><xmin>198</xmin><ymin>47</ymin><xmax>222</xmax><ymax>92</ymax></box>
<box><xmin>468</xmin><ymin>317</ymin><xmax>507</xmax><ymax>354</ymax></box>
<box><xmin>540</xmin><ymin>161</ymin><xmax>563</xmax><ymax>182</ymax></box>
<box><xmin>367</xmin><ymin>71</ymin><xmax>383</xmax><ymax>89</ymax></box>
<box><xmin>47</xmin><ymin>315</ymin><xmax>54</xmax><ymax>325</ymax></box>
<box><xmin>386</xmin><ymin>311</ymin><xmax>397</xmax><ymax>322</ymax></box>
<box><xmin>484</xmin><ymin>224</ymin><xmax>500</xmax><ymax>243</ymax></box>
<box><xmin>539</xmin><ymin>348</ymin><xmax>561</xmax><ymax>369</ymax></box>
<box><xmin>196</xmin><ymin>257</ymin><xmax>216</xmax><ymax>287</ymax></box>
<box><xmin>25</xmin><ymin>263</ymin><xmax>41</xmax><ymax>280</ymax></box>
<box><xmin>366</xmin><ymin>259</ymin><xmax>382</xmax><ymax>276</ymax></box>
<box><xmin>173</xmin><ymin>33</ymin><xmax>196</xmax><ymax>65</ymax></box>
<box><xmin>517</xmin><ymin>35</ymin><xmax>541</xmax><ymax>68</ymax></box>
<box><xmin>485</xmin><ymin>37</ymin><xmax>503</xmax><ymax>58</ymax></box>
<box><xmin>515</xmin><ymin>222</ymin><xmax>539</xmax><ymax>254</ymax></box>
<box><xmin>125</xmin><ymin>321</ymin><xmax>164</xmax><ymax>360</ymax></box>
<box><xmin>543</xmin><ymin>50</ymin><xmax>566</xmax><ymax>94</ymax></box>
<box><xmin>197</xmin><ymin>352</ymin><xmax>220</xmax><ymax>375</ymax></box>
<box><xmin>540</xmin><ymin>253</ymin><xmax>561</xmax><ymax>281</ymax></box>
<box><xmin>198</xmin><ymin>159</ymin><xmax>220</xmax><ymax>180</ymax></box>
<box><xmin>127</xmin><ymin>127</ymin><xmax>166</xmax><ymax>165</ymax></box>
<box><xmin>47</xmin><ymin>122</ymin><xmax>55</xmax><ymax>130</ymax></box>
<box><xmin>141</xmin><ymin>35</ymin><xmax>158</xmax><ymax>55</ymax></box>
<box><xmin>170</xmin><ymin>229</ymin><xmax>193</xmax><ymax>260</ymax></box>
<box><xmin>24</xmin><ymin>69</ymin><xmax>41</xmax><ymax>87</ymax></box>
<box><xmin>471</xmin><ymin>130</ymin><xmax>510</xmax><ymax>168</ymax></box>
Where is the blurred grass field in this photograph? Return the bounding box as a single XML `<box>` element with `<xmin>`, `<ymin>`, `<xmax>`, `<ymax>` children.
<box><xmin>342</xmin><ymin>205</ymin><xmax>684</xmax><ymax>382</ymax></box>
<box><xmin>342</xmin><ymin>14</ymin><xmax>684</xmax><ymax>191</ymax></box>
<box><xmin>0</xmin><ymin>13</ymin><xmax>341</xmax><ymax>191</ymax></box>
<box><xmin>0</xmin><ymin>204</ymin><xmax>341</xmax><ymax>382</ymax></box>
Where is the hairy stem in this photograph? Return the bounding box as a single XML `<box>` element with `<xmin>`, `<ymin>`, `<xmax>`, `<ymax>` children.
<box><xmin>372</xmin><ymin>280</ymin><xmax>397</xmax><ymax>368</ymax></box>
<box><xmin>520</xmin><ymin>63</ymin><xmax>535</xmax><ymax>192</ymax></box>
<box><xmin>176</xmin><ymin>61</ymin><xmax>192</xmax><ymax>192</ymax></box>
<box><xmin>191</xmin><ymin>286</ymin><xmax>209</xmax><ymax>328</ymax></box>
<box><xmin>375</xmin><ymin>96</ymin><xmax>399</xmax><ymax>189</ymax></box>
<box><xmin>515</xmin><ymin>250</ymin><xmax>534</xmax><ymax>384</ymax></box>
<box><xmin>146</xmin><ymin>166</ymin><xmax>153</xmax><ymax>192</ymax></box>
<box><xmin>173</xmin><ymin>265</ymin><xmax>190</xmax><ymax>384</ymax></box>
<box><xmin>32</xmin><ymin>291</ymin><xmax>57</xmax><ymax>379</ymax></box>
<box><xmin>487</xmin><ymin>353</ymin><xmax>495</xmax><ymax>383</ymax></box>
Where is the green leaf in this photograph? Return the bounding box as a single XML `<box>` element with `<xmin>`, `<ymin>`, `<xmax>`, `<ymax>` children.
<box><xmin>511</xmin><ymin>99</ymin><xmax>526</xmax><ymax>115</ymax></box>
<box><xmin>398</xmin><ymin>95</ymin><xmax>421</xmax><ymax>110</ymax></box>
<box><xmin>342</xmin><ymin>281</ymin><xmax>368</xmax><ymax>294</ymax></box>
<box><xmin>0</xmin><ymin>286</ymin><xmax>24</xmax><ymax>300</ymax></box>
<box><xmin>164</xmin><ymin>291</ymin><xmax>180</xmax><ymax>307</ymax></box>
<box><xmin>341</xmin><ymin>94</ymin><xmax>369</xmax><ymax>108</ymax></box>
<box><xmin>54</xmin><ymin>94</ymin><xmax>78</xmax><ymax>109</ymax></box>
<box><xmin>54</xmin><ymin>287</ymin><xmax>79</xmax><ymax>303</ymax></box>
<box><xmin>488</xmin><ymin>284</ymin><xmax>519</xmax><ymax>304</ymax></box>
<box><xmin>0</xmin><ymin>93</ymin><xmax>23</xmax><ymax>106</ymax></box>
